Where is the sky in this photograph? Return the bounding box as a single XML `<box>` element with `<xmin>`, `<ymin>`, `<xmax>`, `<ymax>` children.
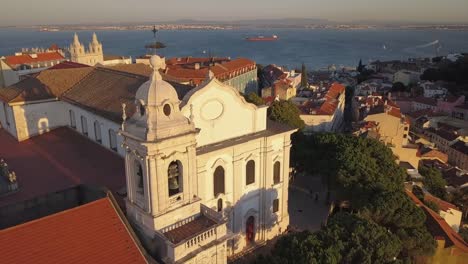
<box><xmin>1</xmin><ymin>0</ymin><xmax>468</xmax><ymax>26</ymax></box>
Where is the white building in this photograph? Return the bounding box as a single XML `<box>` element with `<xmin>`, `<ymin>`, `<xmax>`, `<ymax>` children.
<box><xmin>0</xmin><ymin>55</ymin><xmax>295</xmax><ymax>263</ymax></box>
<box><xmin>420</xmin><ymin>81</ymin><xmax>448</xmax><ymax>98</ymax></box>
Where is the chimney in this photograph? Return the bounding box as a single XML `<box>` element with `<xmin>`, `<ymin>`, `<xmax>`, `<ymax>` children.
<box><xmin>194</xmin><ymin>63</ymin><xmax>200</xmax><ymax>70</ymax></box>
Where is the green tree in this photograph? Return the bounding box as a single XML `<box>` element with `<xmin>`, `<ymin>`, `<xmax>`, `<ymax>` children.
<box><xmin>419</xmin><ymin>166</ymin><xmax>447</xmax><ymax>200</ymax></box>
<box><xmin>424</xmin><ymin>200</ymin><xmax>440</xmax><ymax>212</ymax></box>
<box><xmin>253</xmin><ymin>213</ymin><xmax>402</xmax><ymax>264</ymax></box>
<box><xmin>244</xmin><ymin>92</ymin><xmax>265</xmax><ymax>106</ymax></box>
<box><xmin>300</xmin><ymin>63</ymin><xmax>309</xmax><ymax>89</ymax></box>
<box><xmin>268</xmin><ymin>100</ymin><xmax>305</xmax><ymax>130</ymax></box>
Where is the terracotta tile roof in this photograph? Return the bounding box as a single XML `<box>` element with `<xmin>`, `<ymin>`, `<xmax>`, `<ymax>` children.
<box><xmin>105</xmin><ymin>63</ymin><xmax>153</xmax><ymax>77</ymax></box>
<box><xmin>405</xmin><ymin>190</ymin><xmax>468</xmax><ymax>253</ymax></box>
<box><xmin>0</xmin><ymin>127</ymin><xmax>126</xmax><ymax>207</ymax></box>
<box><xmin>163</xmin><ymin>215</ymin><xmax>217</xmax><ymax>244</ymax></box>
<box><xmin>0</xmin><ymin>67</ymin><xmax>93</xmax><ymax>103</ymax></box>
<box><xmin>318</xmin><ymin>83</ymin><xmax>345</xmax><ymax>115</ymax></box>
<box><xmin>419</xmin><ymin>148</ymin><xmax>449</xmax><ymax>163</ymax></box>
<box><xmin>4</xmin><ymin>52</ymin><xmax>65</xmax><ymax>67</ymax></box>
<box><xmin>387</xmin><ymin>107</ymin><xmax>402</xmax><ymax>119</ymax></box>
<box><xmin>164</xmin><ymin>58</ymin><xmax>256</xmax><ymax>85</ymax></box>
<box><xmin>0</xmin><ymin>197</ymin><xmax>148</xmax><ymax>264</ymax></box>
<box><xmin>424</xmin><ymin>193</ymin><xmax>459</xmax><ymax>212</ymax></box>
<box><xmin>62</xmin><ymin>67</ymin><xmax>192</xmax><ymax>123</ymax></box>
<box><xmin>48</xmin><ymin>61</ymin><xmax>89</xmax><ymax>70</ymax></box>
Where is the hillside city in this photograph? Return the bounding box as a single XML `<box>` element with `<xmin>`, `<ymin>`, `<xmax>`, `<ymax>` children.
<box><xmin>0</xmin><ymin>28</ymin><xmax>468</xmax><ymax>263</ymax></box>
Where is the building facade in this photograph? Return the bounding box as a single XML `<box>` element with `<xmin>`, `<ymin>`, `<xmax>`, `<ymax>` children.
<box><xmin>0</xmin><ymin>55</ymin><xmax>295</xmax><ymax>263</ymax></box>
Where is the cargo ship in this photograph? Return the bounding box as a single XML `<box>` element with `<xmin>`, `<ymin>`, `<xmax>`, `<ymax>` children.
<box><xmin>245</xmin><ymin>35</ymin><xmax>278</xmax><ymax>41</ymax></box>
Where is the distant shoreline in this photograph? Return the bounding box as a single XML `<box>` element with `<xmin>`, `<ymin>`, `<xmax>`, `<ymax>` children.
<box><xmin>4</xmin><ymin>24</ymin><xmax>468</xmax><ymax>32</ymax></box>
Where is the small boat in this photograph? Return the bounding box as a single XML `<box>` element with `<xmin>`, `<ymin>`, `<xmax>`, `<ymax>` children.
<box><xmin>245</xmin><ymin>35</ymin><xmax>278</xmax><ymax>41</ymax></box>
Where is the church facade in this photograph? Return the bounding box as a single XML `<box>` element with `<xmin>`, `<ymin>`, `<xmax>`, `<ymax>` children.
<box><xmin>122</xmin><ymin>56</ymin><xmax>295</xmax><ymax>263</ymax></box>
<box><xmin>0</xmin><ymin>55</ymin><xmax>295</xmax><ymax>263</ymax></box>
<box><xmin>69</xmin><ymin>33</ymin><xmax>104</xmax><ymax>66</ymax></box>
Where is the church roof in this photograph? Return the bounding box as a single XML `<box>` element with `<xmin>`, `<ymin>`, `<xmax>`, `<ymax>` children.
<box><xmin>0</xmin><ymin>197</ymin><xmax>148</xmax><ymax>264</ymax></box>
<box><xmin>0</xmin><ymin>64</ymin><xmax>193</xmax><ymax>122</ymax></box>
<box><xmin>0</xmin><ymin>67</ymin><xmax>93</xmax><ymax>103</ymax></box>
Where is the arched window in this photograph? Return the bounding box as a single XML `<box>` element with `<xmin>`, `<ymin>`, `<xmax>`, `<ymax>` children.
<box><xmin>273</xmin><ymin>161</ymin><xmax>281</xmax><ymax>184</ymax></box>
<box><xmin>217</xmin><ymin>198</ymin><xmax>223</xmax><ymax>212</ymax></box>
<box><xmin>109</xmin><ymin>129</ymin><xmax>117</xmax><ymax>152</ymax></box>
<box><xmin>69</xmin><ymin>110</ymin><xmax>76</xmax><ymax>128</ymax></box>
<box><xmin>135</xmin><ymin>160</ymin><xmax>144</xmax><ymax>194</ymax></box>
<box><xmin>168</xmin><ymin>161</ymin><xmax>182</xmax><ymax>196</ymax></box>
<box><xmin>94</xmin><ymin>121</ymin><xmax>101</xmax><ymax>143</ymax></box>
<box><xmin>139</xmin><ymin>103</ymin><xmax>145</xmax><ymax>116</ymax></box>
<box><xmin>213</xmin><ymin>166</ymin><xmax>225</xmax><ymax>197</ymax></box>
<box><xmin>246</xmin><ymin>160</ymin><xmax>255</xmax><ymax>185</ymax></box>
<box><xmin>81</xmin><ymin>116</ymin><xmax>88</xmax><ymax>136</ymax></box>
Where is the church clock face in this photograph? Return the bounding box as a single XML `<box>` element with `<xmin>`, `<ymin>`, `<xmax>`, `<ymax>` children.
<box><xmin>201</xmin><ymin>100</ymin><xmax>224</xmax><ymax>121</ymax></box>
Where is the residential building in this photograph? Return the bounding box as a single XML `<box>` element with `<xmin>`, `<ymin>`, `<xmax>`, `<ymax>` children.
<box><xmin>0</xmin><ymin>51</ymin><xmax>66</xmax><ymax>87</ymax></box>
<box><xmin>161</xmin><ymin>57</ymin><xmax>258</xmax><ymax>94</ymax></box>
<box><xmin>261</xmin><ymin>79</ymin><xmax>297</xmax><ymax>102</ymax></box>
<box><xmin>361</xmin><ymin>101</ymin><xmax>420</xmax><ymax>168</ymax></box>
<box><xmin>295</xmin><ymin>82</ymin><xmax>346</xmax><ymax>133</ymax></box>
<box><xmin>0</xmin><ymin>55</ymin><xmax>295</xmax><ymax>263</ymax></box>
<box><xmin>393</xmin><ymin>70</ymin><xmax>421</xmax><ymax>86</ymax></box>
<box><xmin>420</xmin><ymin>81</ymin><xmax>448</xmax><ymax>98</ymax></box>
<box><xmin>424</xmin><ymin>193</ymin><xmax>463</xmax><ymax>232</ymax></box>
<box><xmin>452</xmin><ymin>104</ymin><xmax>468</xmax><ymax>121</ymax></box>
<box><xmin>406</xmin><ymin>191</ymin><xmax>468</xmax><ymax>263</ymax></box>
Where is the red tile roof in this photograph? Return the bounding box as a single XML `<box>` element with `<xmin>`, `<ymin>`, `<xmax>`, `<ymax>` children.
<box><xmin>4</xmin><ymin>52</ymin><xmax>65</xmax><ymax>67</ymax></box>
<box><xmin>0</xmin><ymin>127</ymin><xmax>125</xmax><ymax>207</ymax></box>
<box><xmin>0</xmin><ymin>197</ymin><xmax>148</xmax><ymax>264</ymax></box>
<box><xmin>424</xmin><ymin>193</ymin><xmax>459</xmax><ymax>212</ymax></box>
<box><xmin>48</xmin><ymin>61</ymin><xmax>89</xmax><ymax>70</ymax></box>
<box><xmin>405</xmin><ymin>190</ymin><xmax>468</xmax><ymax>253</ymax></box>
<box><xmin>164</xmin><ymin>58</ymin><xmax>256</xmax><ymax>85</ymax></box>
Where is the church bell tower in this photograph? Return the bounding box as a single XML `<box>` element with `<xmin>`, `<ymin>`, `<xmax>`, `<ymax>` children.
<box><xmin>120</xmin><ymin>55</ymin><xmax>200</xmax><ymax>231</ymax></box>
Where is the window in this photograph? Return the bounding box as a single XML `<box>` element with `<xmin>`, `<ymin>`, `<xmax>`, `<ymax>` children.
<box><xmin>404</xmin><ymin>127</ymin><xmax>408</xmax><ymax>131</ymax></box>
<box><xmin>81</xmin><ymin>116</ymin><xmax>88</xmax><ymax>136</ymax></box>
<box><xmin>163</xmin><ymin>104</ymin><xmax>171</xmax><ymax>116</ymax></box>
<box><xmin>273</xmin><ymin>199</ymin><xmax>279</xmax><ymax>213</ymax></box>
<box><xmin>403</xmin><ymin>134</ymin><xmax>407</xmax><ymax>139</ymax></box>
<box><xmin>109</xmin><ymin>129</ymin><xmax>117</xmax><ymax>151</ymax></box>
<box><xmin>69</xmin><ymin>110</ymin><xmax>76</xmax><ymax>128</ymax></box>
<box><xmin>139</xmin><ymin>103</ymin><xmax>145</xmax><ymax>116</ymax></box>
<box><xmin>246</xmin><ymin>160</ymin><xmax>255</xmax><ymax>185</ymax></box>
<box><xmin>135</xmin><ymin>160</ymin><xmax>144</xmax><ymax>194</ymax></box>
<box><xmin>168</xmin><ymin>161</ymin><xmax>182</xmax><ymax>196</ymax></box>
<box><xmin>94</xmin><ymin>121</ymin><xmax>101</xmax><ymax>143</ymax></box>
<box><xmin>217</xmin><ymin>198</ymin><xmax>223</xmax><ymax>212</ymax></box>
<box><xmin>213</xmin><ymin>166</ymin><xmax>225</xmax><ymax>197</ymax></box>
<box><xmin>273</xmin><ymin>161</ymin><xmax>281</xmax><ymax>184</ymax></box>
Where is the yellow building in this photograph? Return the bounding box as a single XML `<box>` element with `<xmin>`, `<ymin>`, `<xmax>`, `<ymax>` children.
<box><xmin>364</xmin><ymin>103</ymin><xmax>420</xmax><ymax>168</ymax></box>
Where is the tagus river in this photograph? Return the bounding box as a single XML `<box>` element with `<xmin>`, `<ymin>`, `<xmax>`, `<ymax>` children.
<box><xmin>1</xmin><ymin>28</ymin><xmax>467</xmax><ymax>70</ymax></box>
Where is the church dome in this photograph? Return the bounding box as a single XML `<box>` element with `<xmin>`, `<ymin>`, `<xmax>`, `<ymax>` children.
<box><xmin>135</xmin><ymin>55</ymin><xmax>179</xmax><ymax>107</ymax></box>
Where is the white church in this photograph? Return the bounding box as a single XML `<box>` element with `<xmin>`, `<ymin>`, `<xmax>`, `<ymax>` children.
<box><xmin>0</xmin><ymin>55</ymin><xmax>295</xmax><ymax>263</ymax></box>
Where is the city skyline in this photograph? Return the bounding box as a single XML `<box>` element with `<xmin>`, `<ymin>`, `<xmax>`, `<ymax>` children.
<box><xmin>2</xmin><ymin>0</ymin><xmax>468</xmax><ymax>26</ymax></box>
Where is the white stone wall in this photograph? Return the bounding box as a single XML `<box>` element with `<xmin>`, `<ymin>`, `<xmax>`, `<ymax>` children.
<box><xmin>0</xmin><ymin>60</ymin><xmax>20</xmax><ymax>87</ymax></box>
<box><xmin>0</xmin><ymin>101</ymin><xmax>17</xmax><ymax>137</ymax></box>
<box><xmin>196</xmin><ymin>133</ymin><xmax>291</xmax><ymax>255</ymax></box>
<box><xmin>11</xmin><ymin>100</ymin><xmax>67</xmax><ymax>141</ymax></box>
<box><xmin>65</xmin><ymin>102</ymin><xmax>125</xmax><ymax>156</ymax></box>
<box><xmin>181</xmin><ymin>79</ymin><xmax>267</xmax><ymax>147</ymax></box>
